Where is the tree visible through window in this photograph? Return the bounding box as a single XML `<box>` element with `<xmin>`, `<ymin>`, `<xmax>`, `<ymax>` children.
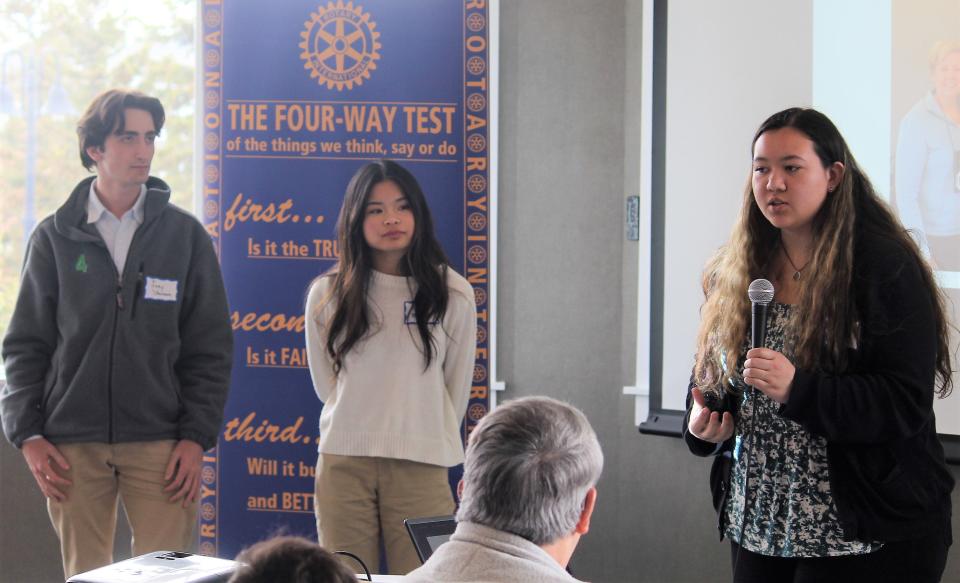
<box><xmin>0</xmin><ymin>0</ymin><xmax>196</xmax><ymax>363</ymax></box>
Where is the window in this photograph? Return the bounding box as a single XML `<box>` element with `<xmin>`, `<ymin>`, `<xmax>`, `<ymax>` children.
<box><xmin>0</xmin><ymin>0</ymin><xmax>195</xmax><ymax>361</ymax></box>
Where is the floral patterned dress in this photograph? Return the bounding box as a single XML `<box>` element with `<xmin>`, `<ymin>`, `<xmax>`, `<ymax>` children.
<box><xmin>721</xmin><ymin>302</ymin><xmax>881</xmax><ymax>557</ymax></box>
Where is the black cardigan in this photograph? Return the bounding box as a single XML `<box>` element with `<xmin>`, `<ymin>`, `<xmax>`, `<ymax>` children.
<box><xmin>684</xmin><ymin>230</ymin><xmax>954</xmax><ymax>544</ymax></box>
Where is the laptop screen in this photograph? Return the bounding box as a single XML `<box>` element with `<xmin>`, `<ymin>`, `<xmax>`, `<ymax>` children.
<box><xmin>404</xmin><ymin>515</ymin><xmax>457</xmax><ymax>563</ymax></box>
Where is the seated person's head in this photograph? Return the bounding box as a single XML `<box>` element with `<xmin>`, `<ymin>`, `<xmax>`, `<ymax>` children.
<box><xmin>456</xmin><ymin>396</ymin><xmax>603</xmax><ymax>550</ymax></box>
<box><xmin>229</xmin><ymin>535</ymin><xmax>356</xmax><ymax>583</ymax></box>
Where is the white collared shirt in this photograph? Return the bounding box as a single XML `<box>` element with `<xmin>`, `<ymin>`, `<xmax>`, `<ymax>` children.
<box><xmin>86</xmin><ymin>181</ymin><xmax>147</xmax><ymax>277</ymax></box>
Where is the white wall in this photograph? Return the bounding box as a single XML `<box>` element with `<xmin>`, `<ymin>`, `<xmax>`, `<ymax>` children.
<box><xmin>659</xmin><ymin>0</ymin><xmax>813</xmax><ymax>411</ymax></box>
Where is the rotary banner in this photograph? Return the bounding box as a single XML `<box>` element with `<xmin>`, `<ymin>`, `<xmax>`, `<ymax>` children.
<box><xmin>198</xmin><ymin>0</ymin><xmax>491</xmax><ymax>559</ymax></box>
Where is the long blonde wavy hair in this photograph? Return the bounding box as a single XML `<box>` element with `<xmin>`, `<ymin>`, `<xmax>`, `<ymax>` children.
<box><xmin>694</xmin><ymin>108</ymin><xmax>953</xmax><ymax>398</ymax></box>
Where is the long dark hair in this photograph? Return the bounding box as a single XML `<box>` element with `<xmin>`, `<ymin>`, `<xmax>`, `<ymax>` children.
<box><xmin>695</xmin><ymin>108</ymin><xmax>953</xmax><ymax>398</ymax></box>
<box><xmin>317</xmin><ymin>160</ymin><xmax>450</xmax><ymax>374</ymax></box>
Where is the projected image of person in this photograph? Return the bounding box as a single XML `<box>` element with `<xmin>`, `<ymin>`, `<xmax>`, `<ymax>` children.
<box><xmin>684</xmin><ymin>108</ymin><xmax>954</xmax><ymax>582</ymax></box>
<box><xmin>304</xmin><ymin>160</ymin><xmax>477</xmax><ymax>576</ymax></box>
<box><xmin>895</xmin><ymin>40</ymin><xmax>960</xmax><ymax>274</ymax></box>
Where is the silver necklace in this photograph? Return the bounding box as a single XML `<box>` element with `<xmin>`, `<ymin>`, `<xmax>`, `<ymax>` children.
<box><xmin>781</xmin><ymin>243</ymin><xmax>809</xmax><ymax>281</ymax></box>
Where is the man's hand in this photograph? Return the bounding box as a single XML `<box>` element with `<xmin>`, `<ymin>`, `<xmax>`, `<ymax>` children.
<box><xmin>22</xmin><ymin>438</ymin><xmax>72</xmax><ymax>501</ymax></box>
<box><xmin>163</xmin><ymin>439</ymin><xmax>203</xmax><ymax>508</ymax></box>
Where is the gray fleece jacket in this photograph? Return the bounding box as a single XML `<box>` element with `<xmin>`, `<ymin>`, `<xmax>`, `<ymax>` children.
<box><xmin>1</xmin><ymin>176</ymin><xmax>232</xmax><ymax>450</ymax></box>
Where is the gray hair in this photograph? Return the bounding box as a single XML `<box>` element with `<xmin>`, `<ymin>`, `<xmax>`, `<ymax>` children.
<box><xmin>456</xmin><ymin>396</ymin><xmax>604</xmax><ymax>545</ymax></box>
<box><xmin>929</xmin><ymin>40</ymin><xmax>960</xmax><ymax>72</ymax></box>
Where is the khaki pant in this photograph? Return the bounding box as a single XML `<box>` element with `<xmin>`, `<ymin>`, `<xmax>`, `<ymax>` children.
<box><xmin>314</xmin><ymin>454</ymin><xmax>455</xmax><ymax>575</ymax></box>
<box><xmin>48</xmin><ymin>441</ymin><xmax>197</xmax><ymax>579</ymax></box>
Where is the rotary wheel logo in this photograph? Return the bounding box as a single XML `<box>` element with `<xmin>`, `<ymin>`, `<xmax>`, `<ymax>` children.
<box><xmin>299</xmin><ymin>1</ymin><xmax>382</xmax><ymax>91</ymax></box>
<box><xmin>468</xmin><ymin>403</ymin><xmax>487</xmax><ymax>421</ymax></box>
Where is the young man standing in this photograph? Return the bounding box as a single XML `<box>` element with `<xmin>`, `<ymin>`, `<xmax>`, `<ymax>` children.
<box><xmin>0</xmin><ymin>89</ymin><xmax>233</xmax><ymax>578</ymax></box>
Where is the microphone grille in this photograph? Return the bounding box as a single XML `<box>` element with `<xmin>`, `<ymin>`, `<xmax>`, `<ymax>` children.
<box><xmin>748</xmin><ymin>278</ymin><xmax>775</xmax><ymax>305</ymax></box>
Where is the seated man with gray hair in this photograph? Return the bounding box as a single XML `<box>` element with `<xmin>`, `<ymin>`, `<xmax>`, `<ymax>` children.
<box><xmin>403</xmin><ymin>396</ymin><xmax>603</xmax><ymax>583</ymax></box>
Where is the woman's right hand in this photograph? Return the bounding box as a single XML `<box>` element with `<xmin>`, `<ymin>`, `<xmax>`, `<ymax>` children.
<box><xmin>688</xmin><ymin>387</ymin><xmax>734</xmax><ymax>443</ymax></box>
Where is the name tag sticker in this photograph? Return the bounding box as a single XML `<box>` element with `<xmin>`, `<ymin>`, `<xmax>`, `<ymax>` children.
<box><xmin>403</xmin><ymin>301</ymin><xmax>439</xmax><ymax>325</ymax></box>
<box><xmin>144</xmin><ymin>277</ymin><xmax>179</xmax><ymax>302</ymax></box>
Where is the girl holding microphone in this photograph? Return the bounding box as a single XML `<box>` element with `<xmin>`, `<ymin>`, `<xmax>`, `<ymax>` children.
<box><xmin>684</xmin><ymin>108</ymin><xmax>953</xmax><ymax>582</ymax></box>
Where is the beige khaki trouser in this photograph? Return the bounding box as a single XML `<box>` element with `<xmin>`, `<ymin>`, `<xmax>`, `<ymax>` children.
<box><xmin>314</xmin><ymin>453</ymin><xmax>455</xmax><ymax>576</ymax></box>
<box><xmin>48</xmin><ymin>441</ymin><xmax>197</xmax><ymax>579</ymax></box>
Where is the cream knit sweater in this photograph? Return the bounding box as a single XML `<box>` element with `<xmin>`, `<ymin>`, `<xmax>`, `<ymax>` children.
<box><xmin>305</xmin><ymin>268</ymin><xmax>476</xmax><ymax>467</ymax></box>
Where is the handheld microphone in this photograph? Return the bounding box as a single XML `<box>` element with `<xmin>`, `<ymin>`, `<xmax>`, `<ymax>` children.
<box><xmin>701</xmin><ymin>279</ymin><xmax>775</xmax><ymax>413</ymax></box>
<box><xmin>733</xmin><ymin>278</ymin><xmax>774</xmax><ymax>583</ymax></box>
<box><xmin>748</xmin><ymin>279</ymin><xmax>775</xmax><ymax>349</ymax></box>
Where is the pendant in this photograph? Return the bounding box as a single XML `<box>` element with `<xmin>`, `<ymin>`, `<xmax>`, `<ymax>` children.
<box><xmin>792</xmin><ymin>271</ymin><xmax>801</xmax><ymax>281</ymax></box>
